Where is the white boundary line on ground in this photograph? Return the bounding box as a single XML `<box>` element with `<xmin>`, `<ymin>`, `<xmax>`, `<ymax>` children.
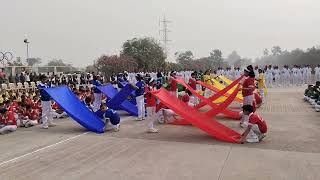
<box><xmin>0</xmin><ymin>113</ymin><xmax>133</xmax><ymax>167</ymax></box>
<box><xmin>0</xmin><ymin>132</ymin><xmax>89</xmax><ymax>167</ymax></box>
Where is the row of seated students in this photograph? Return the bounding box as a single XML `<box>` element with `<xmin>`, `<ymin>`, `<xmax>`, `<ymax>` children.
<box><xmin>1</xmin><ymin>75</ymin><xmax>155</xmax><ymax>135</ymax></box>
<box><xmin>0</xmin><ymin>87</ymin><xmax>78</xmax><ymax>135</ymax></box>
<box><xmin>303</xmin><ymin>81</ymin><xmax>320</xmax><ymax>111</ymax></box>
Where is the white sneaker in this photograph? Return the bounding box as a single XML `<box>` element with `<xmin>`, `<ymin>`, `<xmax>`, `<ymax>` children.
<box><xmin>157</xmin><ymin>115</ymin><xmax>165</xmax><ymax>124</ymax></box>
<box><xmin>147</xmin><ymin>128</ymin><xmax>158</xmax><ymax>133</ymax></box>
<box><xmin>259</xmin><ymin>134</ymin><xmax>266</xmax><ymax>141</ymax></box>
<box><xmin>48</xmin><ymin>123</ymin><xmax>57</xmax><ymax>127</ymax></box>
<box><xmin>41</xmin><ymin>126</ymin><xmax>49</xmax><ymax>129</ymax></box>
<box><xmin>105</xmin><ymin>125</ymin><xmax>113</xmax><ymax>131</ymax></box>
<box><xmin>0</xmin><ymin>130</ymin><xmax>10</xmax><ymax>135</ymax></box>
<box><xmin>240</xmin><ymin>122</ymin><xmax>248</xmax><ymax>128</ymax></box>
<box><xmin>113</xmin><ymin>125</ymin><xmax>120</xmax><ymax>132</ymax></box>
<box><xmin>135</xmin><ymin>118</ymin><xmax>143</xmax><ymax>121</ymax></box>
<box><xmin>246</xmin><ymin>137</ymin><xmax>259</xmax><ymax>143</ymax></box>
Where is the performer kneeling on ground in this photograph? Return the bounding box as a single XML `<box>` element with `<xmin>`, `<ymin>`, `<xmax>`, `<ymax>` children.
<box><xmin>182</xmin><ymin>90</ymin><xmax>196</xmax><ymax>107</ymax></box>
<box><xmin>84</xmin><ymin>97</ymin><xmax>94</xmax><ymax>112</ymax></box>
<box><xmin>240</xmin><ymin>105</ymin><xmax>267</xmax><ymax>143</ymax></box>
<box><xmin>95</xmin><ymin>104</ymin><xmax>120</xmax><ymax>132</ymax></box>
<box><xmin>162</xmin><ymin>108</ymin><xmax>180</xmax><ymax>124</ymax></box>
<box><xmin>160</xmin><ymin>94</ymin><xmax>194</xmax><ymax>123</ymax></box>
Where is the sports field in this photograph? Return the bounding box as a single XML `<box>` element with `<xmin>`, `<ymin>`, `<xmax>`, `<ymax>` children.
<box><xmin>0</xmin><ymin>86</ymin><xmax>319</xmax><ymax>180</ymax></box>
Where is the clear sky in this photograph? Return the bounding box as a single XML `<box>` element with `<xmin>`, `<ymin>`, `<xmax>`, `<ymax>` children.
<box><xmin>1</xmin><ymin>0</ymin><xmax>319</xmax><ymax>67</ymax></box>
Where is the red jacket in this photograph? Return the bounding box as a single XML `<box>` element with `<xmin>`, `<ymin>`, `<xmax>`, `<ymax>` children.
<box><xmin>242</xmin><ymin>77</ymin><xmax>255</xmax><ymax>97</ymax></box>
<box><xmin>0</xmin><ymin>112</ymin><xmax>17</xmax><ymax>126</ymax></box>
<box><xmin>188</xmin><ymin>78</ymin><xmax>197</xmax><ymax>90</ymax></box>
<box><xmin>249</xmin><ymin>113</ymin><xmax>267</xmax><ymax>133</ymax></box>
<box><xmin>145</xmin><ymin>86</ymin><xmax>156</xmax><ymax>107</ymax></box>
<box><xmin>24</xmin><ymin>110</ymin><xmax>39</xmax><ymax>121</ymax></box>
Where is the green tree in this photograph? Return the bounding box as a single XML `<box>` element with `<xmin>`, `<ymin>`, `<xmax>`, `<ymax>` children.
<box><xmin>175</xmin><ymin>50</ymin><xmax>194</xmax><ymax>69</ymax></box>
<box><xmin>225</xmin><ymin>51</ymin><xmax>241</xmax><ymax>66</ymax></box>
<box><xmin>234</xmin><ymin>58</ymin><xmax>252</xmax><ymax>68</ymax></box>
<box><xmin>263</xmin><ymin>48</ymin><xmax>269</xmax><ymax>56</ymax></box>
<box><xmin>271</xmin><ymin>46</ymin><xmax>282</xmax><ymax>56</ymax></box>
<box><xmin>95</xmin><ymin>55</ymin><xmax>138</xmax><ymax>79</ymax></box>
<box><xmin>255</xmin><ymin>47</ymin><xmax>315</xmax><ymax>66</ymax></box>
<box><xmin>26</xmin><ymin>57</ymin><xmax>42</xmax><ymax>66</ymax></box>
<box><xmin>121</xmin><ymin>37</ymin><xmax>166</xmax><ymax>71</ymax></box>
<box><xmin>209</xmin><ymin>49</ymin><xmax>224</xmax><ymax>67</ymax></box>
<box><xmin>8</xmin><ymin>57</ymin><xmax>24</xmax><ymax>66</ymax></box>
<box><xmin>192</xmin><ymin>57</ymin><xmax>211</xmax><ymax>71</ymax></box>
<box><xmin>39</xmin><ymin>59</ymin><xmax>75</xmax><ymax>72</ymax></box>
<box><xmin>47</xmin><ymin>59</ymin><xmax>67</xmax><ymax>66</ymax></box>
<box><xmin>85</xmin><ymin>64</ymin><xmax>97</xmax><ymax>73</ymax></box>
<box><xmin>165</xmin><ymin>62</ymin><xmax>183</xmax><ymax>71</ymax></box>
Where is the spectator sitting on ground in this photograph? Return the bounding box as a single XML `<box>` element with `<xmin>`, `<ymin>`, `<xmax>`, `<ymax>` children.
<box><xmin>0</xmin><ymin>108</ymin><xmax>17</xmax><ymax>135</ymax></box>
<box><xmin>18</xmin><ymin>104</ymin><xmax>39</xmax><ymax>128</ymax></box>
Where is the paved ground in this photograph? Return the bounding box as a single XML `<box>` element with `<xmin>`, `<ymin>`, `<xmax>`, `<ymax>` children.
<box><xmin>0</xmin><ymin>86</ymin><xmax>320</xmax><ymax>180</ymax></box>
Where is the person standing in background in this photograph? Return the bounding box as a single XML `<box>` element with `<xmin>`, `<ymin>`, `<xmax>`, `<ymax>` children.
<box><xmin>315</xmin><ymin>65</ymin><xmax>320</xmax><ymax>83</ymax></box>
<box><xmin>19</xmin><ymin>72</ymin><xmax>25</xmax><ymax>84</ymax></box>
<box><xmin>92</xmin><ymin>75</ymin><xmax>103</xmax><ymax>112</ymax></box>
<box><xmin>37</xmin><ymin>75</ymin><xmax>56</xmax><ymax>129</ymax></box>
<box><xmin>15</xmin><ymin>74</ymin><xmax>20</xmax><ymax>83</ymax></box>
<box><xmin>25</xmin><ymin>72</ymin><xmax>30</xmax><ymax>85</ymax></box>
<box><xmin>307</xmin><ymin>65</ymin><xmax>312</xmax><ymax>84</ymax></box>
<box><xmin>131</xmin><ymin>74</ymin><xmax>145</xmax><ymax>121</ymax></box>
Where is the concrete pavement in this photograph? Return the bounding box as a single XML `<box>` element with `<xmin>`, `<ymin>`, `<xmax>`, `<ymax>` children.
<box><xmin>0</xmin><ymin>86</ymin><xmax>319</xmax><ymax>180</ymax></box>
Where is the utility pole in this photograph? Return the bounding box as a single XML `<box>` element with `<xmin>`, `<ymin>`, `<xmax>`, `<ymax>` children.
<box><xmin>24</xmin><ymin>38</ymin><xmax>30</xmax><ymax>60</ymax></box>
<box><xmin>159</xmin><ymin>15</ymin><xmax>172</xmax><ymax>59</ymax></box>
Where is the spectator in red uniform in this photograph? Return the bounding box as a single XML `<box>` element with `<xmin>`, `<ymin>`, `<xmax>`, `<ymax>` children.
<box><xmin>32</xmin><ymin>96</ymin><xmax>42</xmax><ymax>114</ymax></box>
<box><xmin>52</xmin><ymin>102</ymin><xmax>67</xmax><ymax>118</ymax></box>
<box><xmin>18</xmin><ymin>105</ymin><xmax>39</xmax><ymax>128</ymax></box>
<box><xmin>26</xmin><ymin>96</ymin><xmax>33</xmax><ymax>106</ymax></box>
<box><xmin>0</xmin><ymin>108</ymin><xmax>17</xmax><ymax>134</ymax></box>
